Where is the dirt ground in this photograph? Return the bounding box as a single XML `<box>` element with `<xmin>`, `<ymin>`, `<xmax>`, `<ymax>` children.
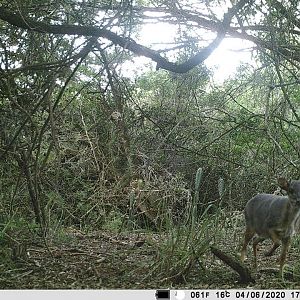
<box><xmin>1</xmin><ymin>228</ymin><xmax>300</xmax><ymax>289</ymax></box>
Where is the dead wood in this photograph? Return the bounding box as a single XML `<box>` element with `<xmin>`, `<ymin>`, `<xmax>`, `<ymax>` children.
<box><xmin>210</xmin><ymin>246</ymin><xmax>255</xmax><ymax>284</ymax></box>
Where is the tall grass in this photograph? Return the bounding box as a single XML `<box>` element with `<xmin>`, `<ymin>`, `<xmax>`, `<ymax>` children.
<box><xmin>146</xmin><ymin>168</ymin><xmax>227</xmax><ymax>283</ymax></box>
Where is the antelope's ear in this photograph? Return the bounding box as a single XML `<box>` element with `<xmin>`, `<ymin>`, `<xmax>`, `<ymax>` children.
<box><xmin>278</xmin><ymin>177</ymin><xmax>289</xmax><ymax>191</ymax></box>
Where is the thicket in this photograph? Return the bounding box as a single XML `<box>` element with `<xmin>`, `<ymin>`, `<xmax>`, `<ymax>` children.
<box><xmin>0</xmin><ymin>0</ymin><xmax>300</xmax><ymax>283</ymax></box>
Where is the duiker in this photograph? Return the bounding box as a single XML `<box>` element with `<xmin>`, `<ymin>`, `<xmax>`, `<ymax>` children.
<box><xmin>240</xmin><ymin>177</ymin><xmax>300</xmax><ymax>275</ymax></box>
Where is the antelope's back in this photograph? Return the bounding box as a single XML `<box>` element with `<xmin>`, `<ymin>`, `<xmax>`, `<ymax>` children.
<box><xmin>244</xmin><ymin>194</ymin><xmax>289</xmax><ymax>236</ymax></box>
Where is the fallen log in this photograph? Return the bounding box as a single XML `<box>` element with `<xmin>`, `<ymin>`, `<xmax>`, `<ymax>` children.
<box><xmin>210</xmin><ymin>246</ymin><xmax>255</xmax><ymax>284</ymax></box>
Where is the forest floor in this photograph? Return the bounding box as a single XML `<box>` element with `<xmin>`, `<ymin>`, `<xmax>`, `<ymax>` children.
<box><xmin>1</xmin><ymin>226</ymin><xmax>300</xmax><ymax>289</ymax></box>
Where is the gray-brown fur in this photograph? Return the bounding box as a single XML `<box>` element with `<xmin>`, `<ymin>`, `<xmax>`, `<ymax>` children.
<box><xmin>240</xmin><ymin>178</ymin><xmax>300</xmax><ymax>275</ymax></box>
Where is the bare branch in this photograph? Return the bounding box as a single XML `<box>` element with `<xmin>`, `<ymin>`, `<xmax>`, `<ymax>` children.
<box><xmin>0</xmin><ymin>2</ymin><xmax>250</xmax><ymax>73</ymax></box>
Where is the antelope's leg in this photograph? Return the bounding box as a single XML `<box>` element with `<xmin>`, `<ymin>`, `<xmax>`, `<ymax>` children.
<box><xmin>241</xmin><ymin>227</ymin><xmax>255</xmax><ymax>262</ymax></box>
<box><xmin>279</xmin><ymin>236</ymin><xmax>291</xmax><ymax>275</ymax></box>
<box><xmin>253</xmin><ymin>236</ymin><xmax>265</xmax><ymax>268</ymax></box>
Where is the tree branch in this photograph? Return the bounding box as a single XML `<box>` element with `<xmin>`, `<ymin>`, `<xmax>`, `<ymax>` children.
<box><xmin>0</xmin><ymin>2</ymin><xmax>248</xmax><ymax>73</ymax></box>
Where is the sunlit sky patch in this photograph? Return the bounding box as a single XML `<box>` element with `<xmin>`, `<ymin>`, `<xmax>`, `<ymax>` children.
<box><xmin>120</xmin><ymin>20</ymin><xmax>257</xmax><ymax>83</ymax></box>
